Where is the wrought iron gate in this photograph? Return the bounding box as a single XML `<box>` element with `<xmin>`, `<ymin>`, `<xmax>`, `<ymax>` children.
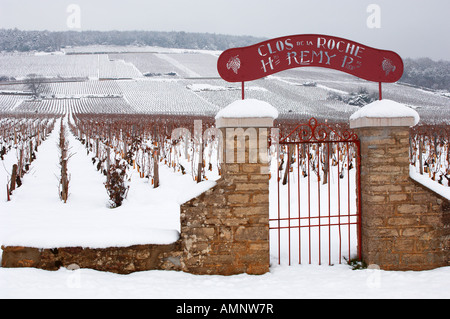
<box><xmin>270</xmin><ymin>118</ymin><xmax>361</xmax><ymax>265</ymax></box>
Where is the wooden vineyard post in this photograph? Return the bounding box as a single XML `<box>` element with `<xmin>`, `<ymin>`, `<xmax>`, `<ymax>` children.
<box><xmin>18</xmin><ymin>148</ymin><xmax>24</xmax><ymax>178</ymax></box>
<box><xmin>153</xmin><ymin>147</ymin><xmax>159</xmax><ymax>188</ymax></box>
<box><xmin>29</xmin><ymin>140</ymin><xmax>33</xmax><ymax>163</ymax></box>
<box><xmin>194</xmin><ymin>119</ymin><xmax>203</xmax><ymax>183</ymax></box>
<box><xmin>197</xmin><ymin>140</ymin><xmax>203</xmax><ymax>184</ymax></box>
<box><xmin>419</xmin><ymin>135</ymin><xmax>424</xmax><ymax>175</ymax></box>
<box><xmin>106</xmin><ymin>146</ymin><xmax>111</xmax><ymax>182</ymax></box>
<box><xmin>282</xmin><ymin>145</ymin><xmax>294</xmax><ymax>185</ymax></box>
<box><xmin>123</xmin><ymin>138</ymin><xmax>127</xmax><ymax>159</ymax></box>
<box><xmin>10</xmin><ymin>164</ymin><xmax>18</xmax><ymax>196</ymax></box>
<box><xmin>322</xmin><ymin>143</ymin><xmax>330</xmax><ymax>185</ymax></box>
<box><xmin>197</xmin><ymin>157</ymin><xmax>202</xmax><ymax>183</ymax></box>
<box><xmin>108</xmin><ymin>123</ymin><xmax>113</xmax><ymax>180</ymax></box>
<box><xmin>61</xmin><ymin>158</ymin><xmax>69</xmax><ymax>203</ymax></box>
<box><xmin>96</xmin><ymin>138</ymin><xmax>99</xmax><ymax>159</ymax></box>
<box><xmin>59</xmin><ymin>120</ymin><xmax>69</xmax><ymax>203</ymax></box>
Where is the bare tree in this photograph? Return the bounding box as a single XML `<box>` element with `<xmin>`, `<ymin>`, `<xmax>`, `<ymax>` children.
<box><xmin>24</xmin><ymin>74</ymin><xmax>47</xmax><ymax>99</ymax></box>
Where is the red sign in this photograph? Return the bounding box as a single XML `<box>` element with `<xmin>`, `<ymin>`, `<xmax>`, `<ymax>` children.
<box><xmin>218</xmin><ymin>34</ymin><xmax>403</xmax><ymax>83</ymax></box>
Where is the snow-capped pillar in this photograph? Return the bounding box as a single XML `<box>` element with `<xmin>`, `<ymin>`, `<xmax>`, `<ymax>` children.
<box><xmin>350</xmin><ymin>100</ymin><xmax>449</xmax><ymax>270</ymax></box>
<box><xmin>180</xmin><ymin>99</ymin><xmax>278</xmax><ymax>275</ymax></box>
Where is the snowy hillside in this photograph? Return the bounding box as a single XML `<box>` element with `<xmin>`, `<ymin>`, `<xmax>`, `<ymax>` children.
<box><xmin>0</xmin><ymin>47</ymin><xmax>449</xmax><ymax>123</ymax></box>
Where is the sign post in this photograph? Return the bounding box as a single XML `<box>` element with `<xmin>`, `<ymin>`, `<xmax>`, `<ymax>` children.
<box><xmin>218</xmin><ymin>34</ymin><xmax>403</xmax><ymax>100</ymax></box>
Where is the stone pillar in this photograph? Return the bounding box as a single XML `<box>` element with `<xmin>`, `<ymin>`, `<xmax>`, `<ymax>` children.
<box><xmin>180</xmin><ymin>99</ymin><xmax>277</xmax><ymax>275</ymax></box>
<box><xmin>350</xmin><ymin>100</ymin><xmax>449</xmax><ymax>270</ymax></box>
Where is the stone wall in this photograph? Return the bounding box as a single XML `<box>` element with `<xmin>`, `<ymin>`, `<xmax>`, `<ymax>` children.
<box><xmin>1</xmin><ymin>243</ymin><xmax>182</xmax><ymax>274</ymax></box>
<box><xmin>180</xmin><ymin>161</ymin><xmax>270</xmax><ymax>275</ymax></box>
<box><xmin>354</xmin><ymin>123</ymin><xmax>449</xmax><ymax>270</ymax></box>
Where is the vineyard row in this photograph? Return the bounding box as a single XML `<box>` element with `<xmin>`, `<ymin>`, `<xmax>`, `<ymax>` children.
<box><xmin>2</xmin><ymin>113</ymin><xmax>448</xmax><ymax>204</ymax></box>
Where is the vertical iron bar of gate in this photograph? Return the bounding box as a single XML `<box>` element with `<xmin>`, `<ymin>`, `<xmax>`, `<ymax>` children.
<box><xmin>277</xmin><ymin>143</ymin><xmax>281</xmax><ymax>265</ymax></box>
<box><xmin>307</xmin><ymin>142</ymin><xmax>311</xmax><ymax>264</ymax></box>
<box><xmin>347</xmin><ymin>141</ymin><xmax>351</xmax><ymax>261</ymax></box>
<box><xmin>287</xmin><ymin>144</ymin><xmax>291</xmax><ymax>266</ymax></box>
<box><xmin>317</xmin><ymin>143</ymin><xmax>321</xmax><ymax>265</ymax></box>
<box><xmin>327</xmin><ymin>142</ymin><xmax>331</xmax><ymax>265</ymax></box>
<box><xmin>337</xmin><ymin>142</ymin><xmax>342</xmax><ymax>263</ymax></box>
<box><xmin>297</xmin><ymin>143</ymin><xmax>301</xmax><ymax>264</ymax></box>
<box><xmin>356</xmin><ymin>139</ymin><xmax>362</xmax><ymax>262</ymax></box>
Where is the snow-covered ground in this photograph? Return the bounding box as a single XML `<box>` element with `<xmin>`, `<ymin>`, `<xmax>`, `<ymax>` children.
<box><xmin>1</xmin><ymin>116</ymin><xmax>449</xmax><ymax>299</ymax></box>
<box><xmin>2</xmin><ymin>263</ymin><xmax>449</xmax><ymax>299</ymax></box>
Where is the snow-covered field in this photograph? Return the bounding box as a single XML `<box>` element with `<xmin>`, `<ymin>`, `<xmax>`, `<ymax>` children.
<box><xmin>1</xmin><ymin>115</ymin><xmax>449</xmax><ymax>299</ymax></box>
<box><xmin>1</xmin><ymin>48</ymin><xmax>449</xmax><ymax>123</ymax></box>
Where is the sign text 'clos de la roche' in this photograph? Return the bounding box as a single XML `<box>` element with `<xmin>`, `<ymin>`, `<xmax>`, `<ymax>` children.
<box><xmin>217</xmin><ymin>34</ymin><xmax>403</xmax><ymax>84</ymax></box>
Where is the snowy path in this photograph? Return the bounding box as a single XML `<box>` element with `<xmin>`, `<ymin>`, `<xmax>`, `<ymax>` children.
<box><xmin>65</xmin><ymin>124</ymin><xmax>110</xmax><ymax>210</ymax></box>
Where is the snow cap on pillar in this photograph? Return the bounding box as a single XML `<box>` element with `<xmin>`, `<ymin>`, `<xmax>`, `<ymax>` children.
<box><xmin>215</xmin><ymin>99</ymin><xmax>278</xmax><ymax>128</ymax></box>
<box><xmin>349</xmin><ymin>99</ymin><xmax>420</xmax><ymax>129</ymax></box>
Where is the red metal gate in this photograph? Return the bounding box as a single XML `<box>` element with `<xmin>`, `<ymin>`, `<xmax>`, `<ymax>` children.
<box><xmin>270</xmin><ymin>118</ymin><xmax>361</xmax><ymax>265</ymax></box>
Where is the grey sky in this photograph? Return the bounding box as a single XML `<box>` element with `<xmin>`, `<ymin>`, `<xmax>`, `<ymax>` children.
<box><xmin>0</xmin><ymin>0</ymin><xmax>448</xmax><ymax>60</ymax></box>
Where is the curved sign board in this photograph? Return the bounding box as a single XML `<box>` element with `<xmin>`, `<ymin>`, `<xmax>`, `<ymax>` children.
<box><xmin>218</xmin><ymin>34</ymin><xmax>403</xmax><ymax>83</ymax></box>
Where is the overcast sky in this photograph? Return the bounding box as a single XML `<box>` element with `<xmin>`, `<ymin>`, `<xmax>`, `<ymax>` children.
<box><xmin>0</xmin><ymin>0</ymin><xmax>448</xmax><ymax>60</ymax></box>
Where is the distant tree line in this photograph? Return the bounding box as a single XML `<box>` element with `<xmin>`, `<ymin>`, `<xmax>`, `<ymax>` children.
<box><xmin>400</xmin><ymin>58</ymin><xmax>450</xmax><ymax>91</ymax></box>
<box><xmin>0</xmin><ymin>28</ymin><xmax>264</xmax><ymax>52</ymax></box>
